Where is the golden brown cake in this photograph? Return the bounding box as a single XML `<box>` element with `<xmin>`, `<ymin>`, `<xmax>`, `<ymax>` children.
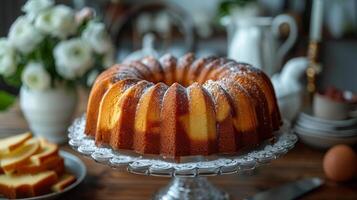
<box><xmin>85</xmin><ymin>53</ymin><xmax>282</xmax><ymax>157</ymax></box>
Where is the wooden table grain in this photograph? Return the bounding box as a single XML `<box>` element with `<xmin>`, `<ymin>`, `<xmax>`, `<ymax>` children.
<box><xmin>1</xmin><ymin>98</ymin><xmax>356</xmax><ymax>200</ymax></box>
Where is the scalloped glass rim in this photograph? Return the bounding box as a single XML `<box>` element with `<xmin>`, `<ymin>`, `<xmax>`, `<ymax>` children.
<box><xmin>68</xmin><ymin>114</ymin><xmax>297</xmax><ymax>177</ymax></box>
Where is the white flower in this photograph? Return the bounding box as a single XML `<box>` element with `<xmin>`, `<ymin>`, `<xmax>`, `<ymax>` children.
<box><xmin>8</xmin><ymin>16</ymin><xmax>44</xmax><ymax>54</ymax></box>
<box><xmin>22</xmin><ymin>0</ymin><xmax>54</xmax><ymax>21</ymax></box>
<box><xmin>75</xmin><ymin>7</ymin><xmax>95</xmax><ymax>24</ymax></box>
<box><xmin>86</xmin><ymin>70</ymin><xmax>99</xmax><ymax>86</ymax></box>
<box><xmin>0</xmin><ymin>38</ymin><xmax>17</xmax><ymax>77</ymax></box>
<box><xmin>35</xmin><ymin>5</ymin><xmax>77</xmax><ymax>39</ymax></box>
<box><xmin>102</xmin><ymin>45</ymin><xmax>115</xmax><ymax>68</ymax></box>
<box><xmin>54</xmin><ymin>38</ymin><xmax>93</xmax><ymax>79</ymax></box>
<box><xmin>82</xmin><ymin>21</ymin><xmax>112</xmax><ymax>54</ymax></box>
<box><xmin>22</xmin><ymin>62</ymin><xmax>51</xmax><ymax>91</ymax></box>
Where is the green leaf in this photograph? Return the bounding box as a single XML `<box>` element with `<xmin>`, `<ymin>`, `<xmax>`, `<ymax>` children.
<box><xmin>217</xmin><ymin>0</ymin><xmax>257</xmax><ymax>17</ymax></box>
<box><xmin>0</xmin><ymin>91</ymin><xmax>16</xmax><ymax>111</ymax></box>
<box><xmin>3</xmin><ymin>64</ymin><xmax>24</xmax><ymax>87</ymax></box>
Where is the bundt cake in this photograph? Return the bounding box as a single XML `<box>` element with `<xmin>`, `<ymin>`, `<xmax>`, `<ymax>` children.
<box><xmin>85</xmin><ymin>53</ymin><xmax>282</xmax><ymax>157</ymax></box>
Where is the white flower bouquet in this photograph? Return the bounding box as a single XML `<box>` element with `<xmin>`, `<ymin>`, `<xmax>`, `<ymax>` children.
<box><xmin>0</xmin><ymin>0</ymin><xmax>115</xmax><ymax>110</ymax></box>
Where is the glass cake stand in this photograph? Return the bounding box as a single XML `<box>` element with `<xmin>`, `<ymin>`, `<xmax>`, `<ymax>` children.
<box><xmin>68</xmin><ymin>115</ymin><xmax>297</xmax><ymax>200</ymax></box>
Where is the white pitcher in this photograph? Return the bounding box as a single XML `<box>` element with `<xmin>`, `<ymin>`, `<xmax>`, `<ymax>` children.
<box><xmin>225</xmin><ymin>14</ymin><xmax>298</xmax><ymax>76</ymax></box>
<box><xmin>20</xmin><ymin>86</ymin><xmax>77</xmax><ymax>144</ymax></box>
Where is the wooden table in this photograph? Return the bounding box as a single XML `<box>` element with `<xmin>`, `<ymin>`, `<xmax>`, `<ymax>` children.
<box><xmin>1</xmin><ymin>99</ymin><xmax>356</xmax><ymax>200</ymax></box>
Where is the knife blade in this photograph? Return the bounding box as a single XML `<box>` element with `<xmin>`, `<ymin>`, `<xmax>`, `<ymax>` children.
<box><xmin>245</xmin><ymin>177</ymin><xmax>324</xmax><ymax>200</ymax></box>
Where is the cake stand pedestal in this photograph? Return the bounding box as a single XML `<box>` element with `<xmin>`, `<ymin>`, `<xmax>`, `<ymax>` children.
<box><xmin>153</xmin><ymin>177</ymin><xmax>228</xmax><ymax>200</ymax></box>
<box><xmin>68</xmin><ymin>115</ymin><xmax>297</xmax><ymax>200</ymax></box>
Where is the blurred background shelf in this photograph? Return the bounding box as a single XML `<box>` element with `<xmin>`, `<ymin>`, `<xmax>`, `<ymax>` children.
<box><xmin>2</xmin><ymin>0</ymin><xmax>357</xmax><ymax>94</ymax></box>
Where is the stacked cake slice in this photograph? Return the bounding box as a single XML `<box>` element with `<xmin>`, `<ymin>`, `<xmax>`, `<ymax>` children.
<box><xmin>0</xmin><ymin>133</ymin><xmax>76</xmax><ymax>198</ymax></box>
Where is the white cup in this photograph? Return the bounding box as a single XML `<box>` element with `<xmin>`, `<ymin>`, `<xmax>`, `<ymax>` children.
<box><xmin>313</xmin><ymin>93</ymin><xmax>357</xmax><ymax>120</ymax></box>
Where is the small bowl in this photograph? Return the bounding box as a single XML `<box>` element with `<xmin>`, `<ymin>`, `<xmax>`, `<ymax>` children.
<box><xmin>313</xmin><ymin>93</ymin><xmax>356</xmax><ymax>120</ymax></box>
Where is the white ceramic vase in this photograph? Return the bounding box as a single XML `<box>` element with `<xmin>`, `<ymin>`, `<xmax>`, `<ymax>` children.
<box><xmin>20</xmin><ymin>86</ymin><xmax>77</xmax><ymax>144</ymax></box>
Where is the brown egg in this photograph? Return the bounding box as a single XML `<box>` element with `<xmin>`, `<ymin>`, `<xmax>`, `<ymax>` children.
<box><xmin>323</xmin><ymin>145</ymin><xmax>357</xmax><ymax>182</ymax></box>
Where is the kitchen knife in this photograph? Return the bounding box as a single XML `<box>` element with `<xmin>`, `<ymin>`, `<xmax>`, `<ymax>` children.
<box><xmin>245</xmin><ymin>177</ymin><xmax>324</xmax><ymax>200</ymax></box>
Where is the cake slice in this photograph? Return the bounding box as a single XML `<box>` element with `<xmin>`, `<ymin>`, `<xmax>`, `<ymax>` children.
<box><xmin>96</xmin><ymin>79</ymin><xmax>139</xmax><ymax>144</ymax></box>
<box><xmin>159</xmin><ymin>54</ymin><xmax>177</xmax><ymax>85</ymax></box>
<box><xmin>134</xmin><ymin>83</ymin><xmax>168</xmax><ymax>154</ymax></box>
<box><xmin>51</xmin><ymin>173</ymin><xmax>76</xmax><ymax>192</ymax></box>
<box><xmin>128</xmin><ymin>61</ymin><xmax>155</xmax><ymax>82</ymax></box>
<box><xmin>0</xmin><ymin>132</ymin><xmax>32</xmax><ymax>154</ymax></box>
<box><xmin>85</xmin><ymin>65</ymin><xmax>140</xmax><ymax>137</ymax></box>
<box><xmin>0</xmin><ymin>171</ymin><xmax>58</xmax><ymax>198</ymax></box>
<box><xmin>160</xmin><ymin>83</ymin><xmax>191</xmax><ymax>157</ymax></box>
<box><xmin>186</xmin><ymin>56</ymin><xmax>217</xmax><ymax>84</ymax></box>
<box><xmin>0</xmin><ymin>138</ymin><xmax>40</xmax><ymax>172</ymax></box>
<box><xmin>85</xmin><ymin>75</ymin><xmax>116</xmax><ymax>137</ymax></box>
<box><xmin>221</xmin><ymin>63</ymin><xmax>282</xmax><ymax>130</ymax></box>
<box><xmin>203</xmin><ymin>80</ymin><xmax>236</xmax><ymax>153</ymax></box>
<box><xmin>197</xmin><ymin>58</ymin><xmax>229</xmax><ymax>84</ymax></box>
<box><xmin>175</xmin><ymin>53</ymin><xmax>195</xmax><ymax>85</ymax></box>
<box><xmin>12</xmin><ymin>156</ymin><xmax>64</xmax><ymax>176</ymax></box>
<box><xmin>232</xmin><ymin>74</ymin><xmax>273</xmax><ymax>140</ymax></box>
<box><xmin>3</xmin><ymin>138</ymin><xmax>62</xmax><ymax>175</ymax></box>
<box><xmin>141</xmin><ymin>56</ymin><xmax>165</xmax><ymax>82</ymax></box>
<box><xmin>108</xmin><ymin>81</ymin><xmax>153</xmax><ymax>149</ymax></box>
<box><xmin>220</xmin><ymin>80</ymin><xmax>260</xmax><ymax>149</ymax></box>
<box><xmin>30</xmin><ymin>138</ymin><xmax>59</xmax><ymax>165</ymax></box>
<box><xmin>187</xmin><ymin>83</ymin><xmax>217</xmax><ymax>155</ymax></box>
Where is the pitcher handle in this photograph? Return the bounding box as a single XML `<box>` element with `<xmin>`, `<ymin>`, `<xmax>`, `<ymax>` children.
<box><xmin>272</xmin><ymin>14</ymin><xmax>298</xmax><ymax>70</ymax></box>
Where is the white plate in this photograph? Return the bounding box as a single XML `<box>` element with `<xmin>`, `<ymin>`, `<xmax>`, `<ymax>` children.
<box><xmin>295</xmin><ymin>122</ymin><xmax>357</xmax><ymax>137</ymax></box>
<box><xmin>299</xmin><ymin>112</ymin><xmax>357</xmax><ymax>128</ymax></box>
<box><xmin>297</xmin><ymin>116</ymin><xmax>357</xmax><ymax>131</ymax></box>
<box><xmin>297</xmin><ymin>116</ymin><xmax>357</xmax><ymax>132</ymax></box>
<box><xmin>0</xmin><ymin>150</ymin><xmax>86</xmax><ymax>200</ymax></box>
<box><xmin>294</xmin><ymin>126</ymin><xmax>357</xmax><ymax>149</ymax></box>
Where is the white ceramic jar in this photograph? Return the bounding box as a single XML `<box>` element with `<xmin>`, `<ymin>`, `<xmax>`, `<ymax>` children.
<box><xmin>20</xmin><ymin>86</ymin><xmax>77</xmax><ymax>144</ymax></box>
